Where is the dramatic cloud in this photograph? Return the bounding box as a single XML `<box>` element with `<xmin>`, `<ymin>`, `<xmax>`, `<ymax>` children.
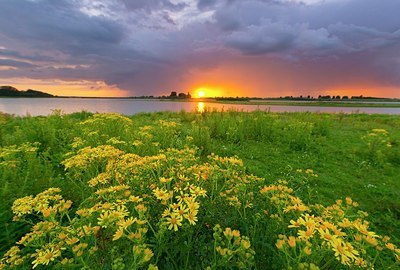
<box><xmin>0</xmin><ymin>0</ymin><xmax>399</xmax><ymax>97</ymax></box>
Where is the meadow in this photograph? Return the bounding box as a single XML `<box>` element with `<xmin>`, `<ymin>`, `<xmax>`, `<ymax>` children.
<box><xmin>0</xmin><ymin>109</ymin><xmax>399</xmax><ymax>269</ymax></box>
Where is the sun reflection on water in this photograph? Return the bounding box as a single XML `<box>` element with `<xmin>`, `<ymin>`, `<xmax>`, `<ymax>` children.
<box><xmin>197</xmin><ymin>102</ymin><xmax>205</xmax><ymax>113</ymax></box>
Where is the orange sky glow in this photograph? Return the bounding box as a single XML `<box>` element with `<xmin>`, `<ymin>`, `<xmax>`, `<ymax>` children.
<box><xmin>5</xmin><ymin>80</ymin><xmax>400</xmax><ymax>99</ymax></box>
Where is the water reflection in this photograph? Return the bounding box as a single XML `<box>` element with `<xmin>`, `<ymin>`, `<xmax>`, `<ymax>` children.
<box><xmin>1</xmin><ymin>98</ymin><xmax>400</xmax><ymax>116</ymax></box>
<box><xmin>197</xmin><ymin>102</ymin><xmax>205</xmax><ymax>113</ymax></box>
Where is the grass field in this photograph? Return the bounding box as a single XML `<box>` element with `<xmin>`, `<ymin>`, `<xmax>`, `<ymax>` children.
<box><xmin>0</xmin><ymin>110</ymin><xmax>399</xmax><ymax>269</ymax></box>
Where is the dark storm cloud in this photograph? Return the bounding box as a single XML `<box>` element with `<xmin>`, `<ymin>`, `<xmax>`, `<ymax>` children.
<box><xmin>0</xmin><ymin>0</ymin><xmax>162</xmax><ymax>88</ymax></box>
<box><xmin>225</xmin><ymin>21</ymin><xmax>341</xmax><ymax>55</ymax></box>
<box><xmin>197</xmin><ymin>0</ymin><xmax>218</xmax><ymax>9</ymax></box>
<box><xmin>119</xmin><ymin>0</ymin><xmax>187</xmax><ymax>12</ymax></box>
<box><xmin>216</xmin><ymin>0</ymin><xmax>400</xmax><ymax>57</ymax></box>
<box><xmin>0</xmin><ymin>0</ymin><xmax>399</xmax><ymax>95</ymax></box>
<box><xmin>0</xmin><ymin>0</ymin><xmax>125</xmax><ymax>57</ymax></box>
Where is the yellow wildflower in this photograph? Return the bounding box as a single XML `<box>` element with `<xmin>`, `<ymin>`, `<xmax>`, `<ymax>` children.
<box><xmin>288</xmin><ymin>236</ymin><xmax>296</xmax><ymax>248</ymax></box>
<box><xmin>117</xmin><ymin>217</ymin><xmax>136</xmax><ymax>229</ymax></box>
<box><xmin>288</xmin><ymin>219</ymin><xmax>300</xmax><ymax>228</ymax></box>
<box><xmin>364</xmin><ymin>235</ymin><xmax>378</xmax><ymax>246</ymax></box>
<box><xmin>129</xmin><ymin>195</ymin><xmax>143</xmax><ymax>203</ymax></box>
<box><xmin>165</xmin><ymin>213</ymin><xmax>183</xmax><ymax>231</ymax></box>
<box><xmin>386</xmin><ymin>242</ymin><xmax>396</xmax><ymax>251</ymax></box>
<box><xmin>318</xmin><ymin>228</ymin><xmax>334</xmax><ymax>241</ymax></box>
<box><xmin>345</xmin><ymin>197</ymin><xmax>353</xmax><ymax>205</ymax></box>
<box><xmin>354</xmin><ymin>234</ymin><xmax>362</xmax><ymax>242</ymax></box>
<box><xmin>298</xmin><ymin>228</ymin><xmax>315</xmax><ymax>240</ymax></box>
<box><xmin>276</xmin><ymin>239</ymin><xmax>285</xmax><ymax>250</ymax></box>
<box><xmin>32</xmin><ymin>246</ymin><xmax>61</xmax><ymax>269</ymax></box>
<box><xmin>304</xmin><ymin>246</ymin><xmax>312</xmax><ymax>255</ymax></box>
<box><xmin>338</xmin><ymin>218</ymin><xmax>352</xmax><ymax>228</ymax></box>
<box><xmin>143</xmin><ymin>248</ymin><xmax>154</xmax><ymax>262</ymax></box>
<box><xmin>136</xmin><ymin>204</ymin><xmax>147</xmax><ymax>213</ymax></box>
<box><xmin>184</xmin><ymin>211</ymin><xmax>198</xmax><ymax>225</ymax></box>
<box><xmin>148</xmin><ymin>264</ymin><xmax>158</xmax><ymax>270</ymax></box>
<box><xmin>153</xmin><ymin>187</ymin><xmax>171</xmax><ymax>201</ymax></box>
<box><xmin>241</xmin><ymin>239</ymin><xmax>251</xmax><ymax>249</ymax></box>
<box><xmin>112</xmin><ymin>229</ymin><xmax>124</xmax><ymax>241</ymax></box>
<box><xmin>65</xmin><ymin>237</ymin><xmax>79</xmax><ymax>245</ymax></box>
<box><xmin>159</xmin><ymin>177</ymin><xmax>172</xmax><ymax>183</ymax></box>
<box><xmin>330</xmin><ymin>239</ymin><xmax>359</xmax><ymax>266</ymax></box>
<box><xmin>174</xmin><ymin>204</ymin><xmax>188</xmax><ymax>217</ymax></box>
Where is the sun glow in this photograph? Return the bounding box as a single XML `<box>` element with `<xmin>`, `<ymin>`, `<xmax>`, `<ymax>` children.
<box><xmin>191</xmin><ymin>85</ymin><xmax>229</xmax><ymax>98</ymax></box>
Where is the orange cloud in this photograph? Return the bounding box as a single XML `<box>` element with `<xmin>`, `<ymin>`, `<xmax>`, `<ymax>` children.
<box><xmin>0</xmin><ymin>78</ymin><xmax>128</xmax><ymax>97</ymax></box>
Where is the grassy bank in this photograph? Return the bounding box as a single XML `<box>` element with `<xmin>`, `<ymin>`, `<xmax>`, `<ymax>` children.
<box><xmin>0</xmin><ymin>110</ymin><xmax>399</xmax><ymax>269</ymax></box>
<box><xmin>162</xmin><ymin>98</ymin><xmax>400</xmax><ymax>108</ymax></box>
<box><xmin>217</xmin><ymin>100</ymin><xmax>400</xmax><ymax>108</ymax></box>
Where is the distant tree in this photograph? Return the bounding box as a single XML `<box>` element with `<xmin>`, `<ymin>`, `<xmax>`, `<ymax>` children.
<box><xmin>187</xmin><ymin>92</ymin><xmax>192</xmax><ymax>99</ymax></box>
<box><xmin>0</xmin><ymin>85</ymin><xmax>53</xmax><ymax>97</ymax></box>
<box><xmin>178</xmin><ymin>92</ymin><xmax>186</xmax><ymax>98</ymax></box>
<box><xmin>335</xmin><ymin>95</ymin><xmax>341</xmax><ymax>99</ymax></box>
<box><xmin>342</xmin><ymin>96</ymin><xmax>349</xmax><ymax>99</ymax></box>
<box><xmin>170</xmin><ymin>91</ymin><xmax>177</xmax><ymax>98</ymax></box>
<box><xmin>320</xmin><ymin>95</ymin><xmax>331</xmax><ymax>99</ymax></box>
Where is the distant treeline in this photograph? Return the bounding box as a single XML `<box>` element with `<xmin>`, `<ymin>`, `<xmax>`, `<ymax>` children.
<box><xmin>215</xmin><ymin>97</ymin><xmax>250</xmax><ymax>101</ymax></box>
<box><xmin>0</xmin><ymin>86</ymin><xmax>54</xmax><ymax>97</ymax></box>
<box><xmin>278</xmin><ymin>95</ymin><xmax>390</xmax><ymax>100</ymax></box>
<box><xmin>130</xmin><ymin>91</ymin><xmax>192</xmax><ymax>99</ymax></box>
<box><xmin>211</xmin><ymin>95</ymin><xmax>396</xmax><ymax>101</ymax></box>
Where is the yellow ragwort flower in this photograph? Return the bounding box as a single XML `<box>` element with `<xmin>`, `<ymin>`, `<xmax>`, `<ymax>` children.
<box><xmin>165</xmin><ymin>213</ymin><xmax>183</xmax><ymax>231</ymax></box>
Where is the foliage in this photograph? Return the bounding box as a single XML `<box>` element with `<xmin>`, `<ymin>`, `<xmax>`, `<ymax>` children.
<box><xmin>0</xmin><ymin>111</ymin><xmax>399</xmax><ymax>269</ymax></box>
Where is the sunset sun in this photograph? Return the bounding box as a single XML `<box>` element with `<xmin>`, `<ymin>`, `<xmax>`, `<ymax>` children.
<box><xmin>197</xmin><ymin>90</ymin><xmax>205</xmax><ymax>98</ymax></box>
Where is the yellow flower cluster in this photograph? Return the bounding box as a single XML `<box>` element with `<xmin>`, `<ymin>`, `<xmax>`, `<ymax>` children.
<box><xmin>362</xmin><ymin>128</ymin><xmax>392</xmax><ymax>149</ymax></box>
<box><xmin>0</xmin><ymin>142</ymin><xmax>40</xmax><ymax>168</ymax></box>
<box><xmin>63</xmin><ymin>145</ymin><xmax>124</xmax><ymax>170</ymax></box>
<box><xmin>212</xmin><ymin>224</ymin><xmax>255</xmax><ymax>269</ymax></box>
<box><xmin>158</xmin><ymin>184</ymin><xmax>206</xmax><ymax>231</ymax></box>
<box><xmin>80</xmin><ymin>113</ymin><xmax>133</xmax><ymax>128</ymax></box>
<box><xmin>159</xmin><ymin>120</ymin><xmax>180</xmax><ymax>128</ymax></box>
<box><xmin>260</xmin><ymin>180</ymin><xmax>309</xmax><ymax>215</ymax></box>
<box><xmin>262</xmin><ymin>181</ymin><xmax>400</xmax><ymax>268</ymax></box>
<box><xmin>11</xmin><ymin>187</ymin><xmax>72</xmax><ymax>221</ymax></box>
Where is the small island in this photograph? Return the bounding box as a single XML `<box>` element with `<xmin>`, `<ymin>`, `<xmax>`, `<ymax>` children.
<box><xmin>0</xmin><ymin>86</ymin><xmax>54</xmax><ymax>97</ymax></box>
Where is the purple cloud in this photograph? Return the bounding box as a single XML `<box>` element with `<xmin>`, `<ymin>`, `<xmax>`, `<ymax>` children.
<box><xmin>0</xmin><ymin>0</ymin><xmax>399</xmax><ymax>96</ymax></box>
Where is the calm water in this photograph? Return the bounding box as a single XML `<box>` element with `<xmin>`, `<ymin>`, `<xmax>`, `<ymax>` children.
<box><xmin>1</xmin><ymin>98</ymin><xmax>400</xmax><ymax>116</ymax></box>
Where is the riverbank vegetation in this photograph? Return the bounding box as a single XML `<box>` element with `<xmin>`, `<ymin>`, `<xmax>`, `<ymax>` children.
<box><xmin>0</xmin><ymin>110</ymin><xmax>399</xmax><ymax>269</ymax></box>
<box><xmin>215</xmin><ymin>100</ymin><xmax>400</xmax><ymax>108</ymax></box>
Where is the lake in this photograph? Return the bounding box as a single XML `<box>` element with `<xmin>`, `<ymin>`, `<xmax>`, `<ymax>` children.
<box><xmin>1</xmin><ymin>98</ymin><xmax>400</xmax><ymax>116</ymax></box>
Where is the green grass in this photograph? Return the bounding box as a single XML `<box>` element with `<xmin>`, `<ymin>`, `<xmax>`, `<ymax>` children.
<box><xmin>216</xmin><ymin>100</ymin><xmax>400</xmax><ymax>108</ymax></box>
<box><xmin>0</xmin><ymin>110</ymin><xmax>399</xmax><ymax>269</ymax></box>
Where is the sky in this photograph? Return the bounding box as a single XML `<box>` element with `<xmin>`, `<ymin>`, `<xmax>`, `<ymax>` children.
<box><xmin>0</xmin><ymin>0</ymin><xmax>399</xmax><ymax>98</ymax></box>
